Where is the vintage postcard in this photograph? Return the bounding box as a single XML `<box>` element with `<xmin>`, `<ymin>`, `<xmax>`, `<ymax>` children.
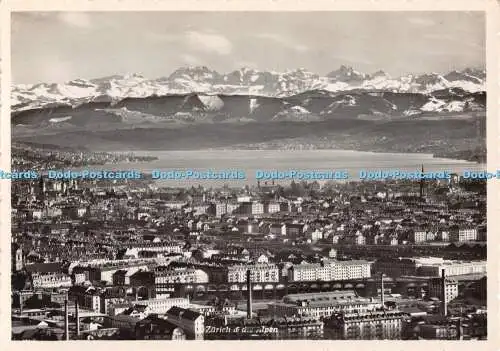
<box><xmin>0</xmin><ymin>0</ymin><xmax>498</xmax><ymax>350</ymax></box>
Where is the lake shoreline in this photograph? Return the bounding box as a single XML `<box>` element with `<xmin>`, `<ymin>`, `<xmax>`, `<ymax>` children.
<box><xmin>81</xmin><ymin>149</ymin><xmax>487</xmax><ymax>186</ymax></box>
<box><xmin>103</xmin><ymin>148</ymin><xmax>480</xmax><ymax>165</ymax></box>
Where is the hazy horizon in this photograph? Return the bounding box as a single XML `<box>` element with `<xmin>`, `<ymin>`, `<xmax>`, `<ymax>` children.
<box><xmin>12</xmin><ymin>11</ymin><xmax>485</xmax><ymax>84</ymax></box>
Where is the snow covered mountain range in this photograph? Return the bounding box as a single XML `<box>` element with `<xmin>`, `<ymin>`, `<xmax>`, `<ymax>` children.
<box><xmin>12</xmin><ymin>66</ymin><xmax>486</xmax><ymax>113</ymax></box>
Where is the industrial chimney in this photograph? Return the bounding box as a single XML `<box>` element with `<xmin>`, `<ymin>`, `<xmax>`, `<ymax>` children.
<box><xmin>441</xmin><ymin>269</ymin><xmax>448</xmax><ymax>317</ymax></box>
<box><xmin>380</xmin><ymin>273</ymin><xmax>385</xmax><ymax>309</ymax></box>
<box><xmin>64</xmin><ymin>299</ymin><xmax>69</xmax><ymax>340</ymax></box>
<box><xmin>456</xmin><ymin>318</ymin><xmax>464</xmax><ymax>340</ymax></box>
<box><xmin>246</xmin><ymin>269</ymin><xmax>253</xmax><ymax>319</ymax></box>
<box><xmin>75</xmin><ymin>299</ymin><xmax>80</xmax><ymax>337</ymax></box>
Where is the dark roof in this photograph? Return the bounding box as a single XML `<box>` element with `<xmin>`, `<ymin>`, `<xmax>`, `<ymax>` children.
<box><xmin>25</xmin><ymin>262</ymin><xmax>64</xmax><ymax>274</ymax></box>
<box><xmin>131</xmin><ymin>270</ymin><xmax>154</xmax><ymax>279</ymax></box>
<box><xmin>286</xmin><ymin>223</ymin><xmax>305</xmax><ymax>229</ymax></box>
<box><xmin>166</xmin><ymin>306</ymin><xmax>202</xmax><ymax>321</ymax></box>
<box><xmin>68</xmin><ymin>285</ymin><xmax>91</xmax><ymax>296</ymax></box>
<box><xmin>167</xmin><ymin>306</ymin><xmax>184</xmax><ymax>318</ymax></box>
<box><xmin>20</xmin><ymin>329</ymin><xmax>39</xmax><ymax>339</ymax></box>
<box><xmin>137</xmin><ymin>315</ymin><xmax>180</xmax><ymax>332</ymax></box>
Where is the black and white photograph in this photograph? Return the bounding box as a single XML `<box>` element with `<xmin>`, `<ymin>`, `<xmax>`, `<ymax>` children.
<box><xmin>7</xmin><ymin>8</ymin><xmax>492</xmax><ymax>342</ymax></box>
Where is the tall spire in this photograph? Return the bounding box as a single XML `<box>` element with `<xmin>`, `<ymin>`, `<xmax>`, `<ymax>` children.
<box><xmin>420</xmin><ymin>164</ymin><xmax>425</xmax><ymax>199</ymax></box>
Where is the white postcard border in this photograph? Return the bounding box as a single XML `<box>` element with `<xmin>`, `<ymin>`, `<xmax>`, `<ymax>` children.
<box><xmin>1</xmin><ymin>1</ymin><xmax>498</xmax><ymax>350</ymax></box>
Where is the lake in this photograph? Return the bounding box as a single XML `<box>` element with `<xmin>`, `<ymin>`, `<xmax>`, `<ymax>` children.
<box><xmin>88</xmin><ymin>149</ymin><xmax>485</xmax><ymax>187</ymax></box>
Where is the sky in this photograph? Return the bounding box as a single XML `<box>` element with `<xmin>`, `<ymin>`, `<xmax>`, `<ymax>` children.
<box><xmin>11</xmin><ymin>11</ymin><xmax>485</xmax><ymax>84</ymax></box>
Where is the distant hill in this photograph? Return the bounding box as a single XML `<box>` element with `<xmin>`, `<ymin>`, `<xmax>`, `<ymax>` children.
<box><xmin>11</xmin><ymin>65</ymin><xmax>486</xmax><ymax>162</ymax></box>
